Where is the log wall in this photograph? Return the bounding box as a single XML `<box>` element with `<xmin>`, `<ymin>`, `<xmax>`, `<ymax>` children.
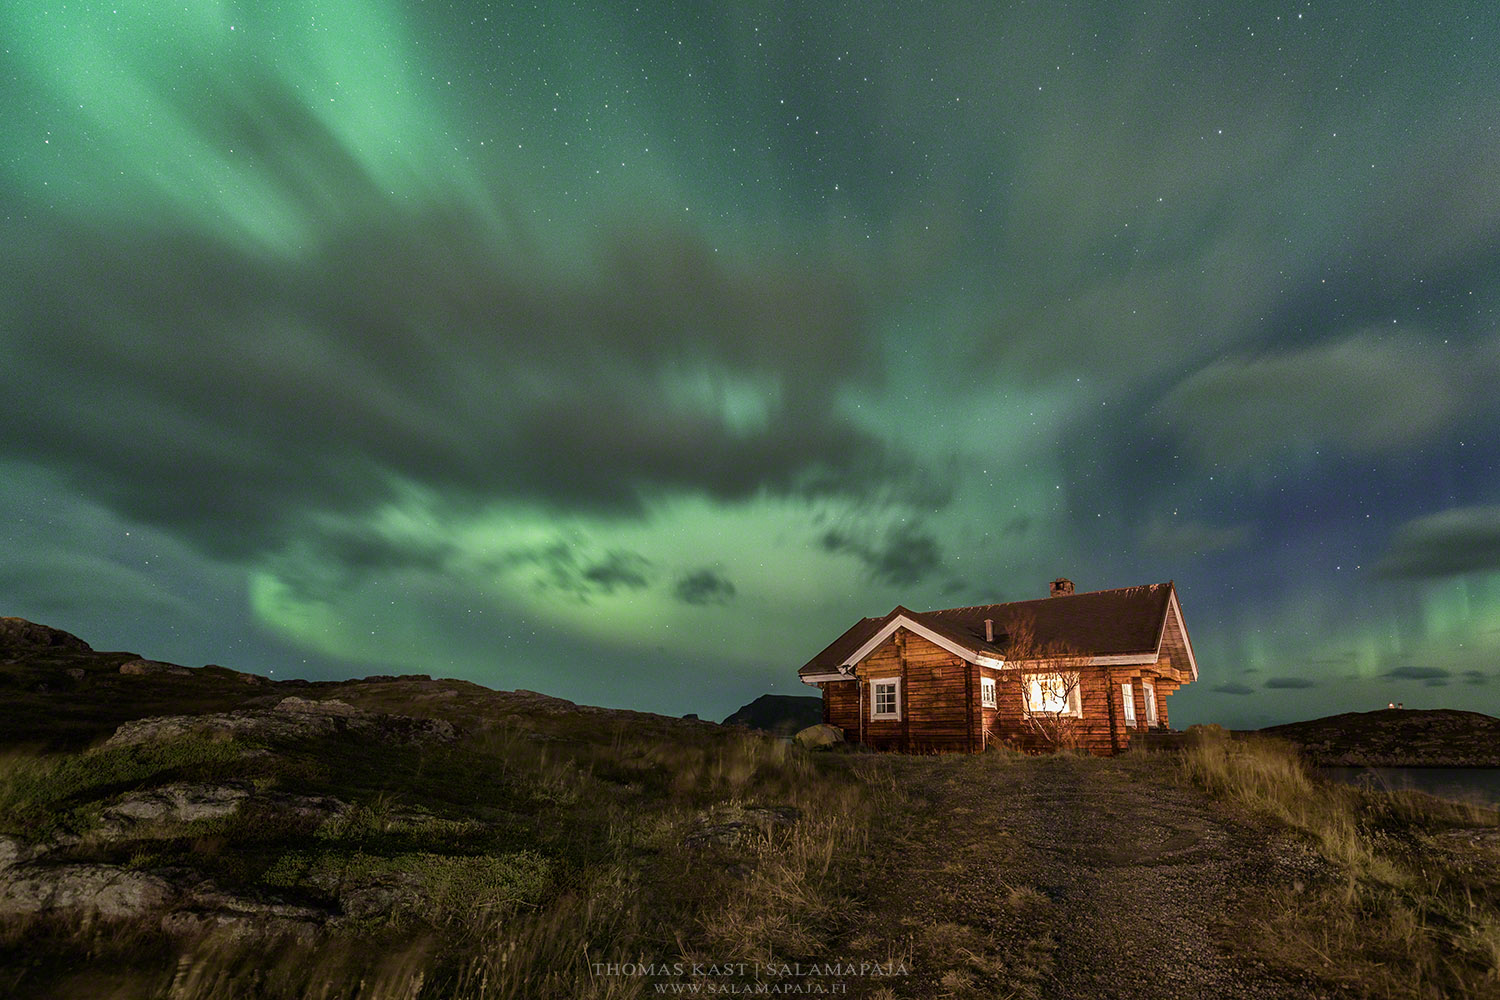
<box><xmin>817</xmin><ymin>625</ymin><xmax>1193</xmax><ymax>755</ymax></box>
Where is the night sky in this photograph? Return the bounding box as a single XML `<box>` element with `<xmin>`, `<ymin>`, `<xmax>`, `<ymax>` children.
<box><xmin>3</xmin><ymin>2</ymin><xmax>1498</xmax><ymax>729</ymax></box>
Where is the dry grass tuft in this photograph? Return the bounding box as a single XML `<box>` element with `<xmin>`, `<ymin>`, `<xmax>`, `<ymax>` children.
<box><xmin>1181</xmin><ymin>729</ymin><xmax>1500</xmax><ymax>999</ymax></box>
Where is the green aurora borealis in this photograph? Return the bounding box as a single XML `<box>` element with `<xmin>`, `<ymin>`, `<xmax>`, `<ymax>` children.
<box><xmin>3</xmin><ymin>1</ymin><xmax>1499</xmax><ymax>726</ymax></box>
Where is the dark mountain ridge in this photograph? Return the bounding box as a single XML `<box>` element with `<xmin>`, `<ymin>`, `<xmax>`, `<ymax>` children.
<box><xmin>1260</xmin><ymin>708</ymin><xmax>1500</xmax><ymax>767</ymax></box>
<box><xmin>721</xmin><ymin>693</ymin><xmax>822</xmax><ymax>736</ymax></box>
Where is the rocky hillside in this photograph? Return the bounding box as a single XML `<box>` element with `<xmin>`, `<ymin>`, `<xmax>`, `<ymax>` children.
<box><xmin>0</xmin><ymin>616</ymin><xmax>864</xmax><ymax>999</ymax></box>
<box><xmin>1260</xmin><ymin>708</ymin><xmax>1500</xmax><ymax>766</ymax></box>
<box><xmin>721</xmin><ymin>693</ymin><xmax>822</xmax><ymax>736</ymax></box>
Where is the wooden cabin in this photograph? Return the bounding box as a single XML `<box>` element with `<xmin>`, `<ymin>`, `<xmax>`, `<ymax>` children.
<box><xmin>796</xmin><ymin>579</ymin><xmax>1198</xmax><ymax>755</ymax></box>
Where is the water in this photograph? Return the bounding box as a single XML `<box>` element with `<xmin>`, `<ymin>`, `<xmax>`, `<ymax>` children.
<box><xmin>1319</xmin><ymin>766</ymin><xmax>1500</xmax><ymax>807</ymax></box>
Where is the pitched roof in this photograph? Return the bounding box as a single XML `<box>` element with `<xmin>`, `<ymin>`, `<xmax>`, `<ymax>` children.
<box><xmin>797</xmin><ymin>582</ymin><xmax>1178</xmax><ymax>680</ymax></box>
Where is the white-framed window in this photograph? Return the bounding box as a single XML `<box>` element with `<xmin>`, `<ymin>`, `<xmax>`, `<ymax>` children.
<box><xmin>1122</xmin><ymin>682</ymin><xmax>1136</xmax><ymax>727</ymax></box>
<box><xmin>1143</xmin><ymin>677</ymin><xmax>1158</xmax><ymax>726</ymax></box>
<box><xmin>980</xmin><ymin>676</ymin><xmax>998</xmax><ymax>709</ymax></box>
<box><xmin>1023</xmin><ymin>672</ymin><xmax>1082</xmax><ymax>717</ymax></box>
<box><xmin>870</xmin><ymin>677</ymin><xmax>901</xmax><ymax>720</ymax></box>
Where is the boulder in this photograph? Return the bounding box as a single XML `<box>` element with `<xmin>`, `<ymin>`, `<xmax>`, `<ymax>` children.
<box><xmin>119</xmin><ymin>658</ymin><xmax>192</xmax><ymax>676</ymax></box>
<box><xmin>793</xmin><ymin>724</ymin><xmax>845</xmax><ymax>750</ymax></box>
<box><xmin>0</xmin><ymin>836</ymin><xmax>35</xmax><ymax>873</ymax></box>
<box><xmin>0</xmin><ymin>862</ymin><xmax>175</xmax><ymax>919</ymax></box>
<box><xmin>100</xmin><ymin>782</ymin><xmax>256</xmax><ymax>834</ymax></box>
<box><xmin>275</xmin><ymin>696</ymin><xmax>361</xmax><ymax>716</ymax></box>
<box><xmin>0</xmin><ymin>856</ymin><xmax>330</xmax><ymax>936</ymax></box>
<box><xmin>105</xmin><ymin>700</ymin><xmax>456</xmax><ymax>748</ymax></box>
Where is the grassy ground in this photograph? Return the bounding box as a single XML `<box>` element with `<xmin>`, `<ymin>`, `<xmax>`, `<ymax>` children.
<box><xmin>1180</xmin><ymin>727</ymin><xmax>1500</xmax><ymax>999</ymax></box>
<box><xmin>0</xmin><ymin>709</ymin><xmax>897</xmax><ymax>999</ymax></box>
<box><xmin>5</xmin><ymin>643</ymin><xmax>1500</xmax><ymax>1000</ymax></box>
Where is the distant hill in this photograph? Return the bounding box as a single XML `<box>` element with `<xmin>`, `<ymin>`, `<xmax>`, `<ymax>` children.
<box><xmin>0</xmin><ymin>616</ymin><xmax>91</xmax><ymax>652</ymax></box>
<box><xmin>722</xmin><ymin>694</ymin><xmax>822</xmax><ymax>736</ymax></box>
<box><xmin>1260</xmin><ymin>708</ymin><xmax>1500</xmax><ymax>766</ymax></box>
<box><xmin>0</xmin><ymin>616</ymin><xmax>717</xmax><ymax>752</ymax></box>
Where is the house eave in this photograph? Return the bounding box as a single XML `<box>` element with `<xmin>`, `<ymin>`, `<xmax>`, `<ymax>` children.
<box><xmin>999</xmin><ymin>652</ymin><xmax>1159</xmax><ymax>668</ymax></box>
<box><xmin>840</xmin><ymin>613</ymin><xmax>997</xmax><ymax>670</ymax></box>
<box><xmin>1168</xmin><ymin>587</ymin><xmax>1200</xmax><ymax>681</ymax></box>
<box><xmin>1087</xmin><ymin>652</ymin><xmax>1161</xmax><ymax>666</ymax></box>
<box><xmin>799</xmin><ymin>671</ymin><xmax>849</xmax><ymax>685</ymax></box>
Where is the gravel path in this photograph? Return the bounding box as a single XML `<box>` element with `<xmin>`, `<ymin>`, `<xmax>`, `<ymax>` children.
<box><xmin>834</xmin><ymin>752</ymin><xmax>1338</xmax><ymax>1000</ymax></box>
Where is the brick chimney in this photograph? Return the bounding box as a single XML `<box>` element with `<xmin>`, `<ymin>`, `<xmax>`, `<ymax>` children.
<box><xmin>1050</xmin><ymin>577</ymin><xmax>1075</xmax><ymax>597</ymax></box>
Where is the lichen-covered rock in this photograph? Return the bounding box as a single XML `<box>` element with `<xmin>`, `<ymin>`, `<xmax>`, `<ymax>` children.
<box><xmin>0</xmin><ymin>856</ymin><xmax>332</xmax><ymax>936</ymax></box>
<box><xmin>793</xmin><ymin>723</ymin><xmax>844</xmax><ymax>750</ymax></box>
<box><xmin>0</xmin><ymin>836</ymin><xmax>35</xmax><ymax>873</ymax></box>
<box><xmin>119</xmin><ymin>658</ymin><xmax>192</xmax><ymax>676</ymax></box>
<box><xmin>97</xmin><ymin>782</ymin><xmax>351</xmax><ymax>837</ymax></box>
<box><xmin>104</xmin><ymin>698</ymin><xmax>456</xmax><ymax>748</ymax></box>
<box><xmin>156</xmin><ymin>874</ymin><xmax>330</xmax><ymax>937</ymax></box>
<box><xmin>0</xmin><ymin>862</ymin><xmax>176</xmax><ymax>919</ymax></box>
<box><xmin>100</xmin><ymin>782</ymin><xmax>256</xmax><ymax>833</ymax></box>
<box><xmin>275</xmin><ymin>696</ymin><xmax>361</xmax><ymax>716</ymax></box>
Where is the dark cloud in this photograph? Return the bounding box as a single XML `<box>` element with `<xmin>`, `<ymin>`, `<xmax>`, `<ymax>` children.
<box><xmin>310</xmin><ymin>525</ymin><xmax>457</xmax><ymax>580</ymax></box>
<box><xmin>673</xmin><ymin>569</ymin><xmax>737</xmax><ymax>606</ymax></box>
<box><xmin>0</xmin><ymin>65</ymin><xmax>921</xmax><ymax>561</ymax></box>
<box><xmin>1211</xmin><ymin>682</ymin><xmax>1255</xmax><ymax>696</ymax></box>
<box><xmin>1264</xmin><ymin>677</ymin><xmax>1318</xmax><ymax>690</ymax></box>
<box><xmin>498</xmin><ymin>544</ymin><xmax>653</xmax><ymax>603</ymax></box>
<box><xmin>1373</xmin><ymin>507</ymin><xmax>1500</xmax><ymax>580</ymax></box>
<box><xmin>581</xmin><ymin>552</ymin><xmax>653</xmax><ymax>594</ymax></box>
<box><xmin>821</xmin><ymin>524</ymin><xmax>943</xmax><ymax>587</ymax></box>
<box><xmin>0</xmin><ymin>551</ymin><xmax>193</xmax><ymax>620</ymax></box>
<box><xmin>1462</xmin><ymin>670</ymin><xmax>1489</xmax><ymax>686</ymax></box>
<box><xmin>1383</xmin><ymin>666</ymin><xmax>1452</xmax><ymax>681</ymax></box>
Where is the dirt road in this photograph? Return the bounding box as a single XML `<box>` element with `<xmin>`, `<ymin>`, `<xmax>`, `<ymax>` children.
<box><xmin>829</xmin><ymin>752</ymin><xmax>1336</xmax><ymax>999</ymax></box>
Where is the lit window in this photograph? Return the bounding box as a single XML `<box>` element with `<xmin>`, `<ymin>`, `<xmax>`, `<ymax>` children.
<box><xmin>981</xmin><ymin>676</ymin><xmax>997</xmax><ymax>708</ymax></box>
<box><xmin>1023</xmin><ymin>672</ymin><xmax>1082</xmax><ymax>717</ymax></box>
<box><xmin>871</xmin><ymin>678</ymin><xmax>900</xmax><ymax>720</ymax></box>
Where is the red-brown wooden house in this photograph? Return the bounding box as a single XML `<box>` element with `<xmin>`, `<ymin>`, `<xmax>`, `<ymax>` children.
<box><xmin>796</xmin><ymin>579</ymin><xmax>1198</xmax><ymax>755</ymax></box>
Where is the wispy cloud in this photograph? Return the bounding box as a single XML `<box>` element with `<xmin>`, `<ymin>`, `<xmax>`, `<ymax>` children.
<box><xmin>1374</xmin><ymin>507</ymin><xmax>1500</xmax><ymax>580</ymax></box>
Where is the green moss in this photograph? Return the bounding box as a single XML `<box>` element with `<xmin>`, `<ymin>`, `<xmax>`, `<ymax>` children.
<box><xmin>313</xmin><ymin>801</ymin><xmax>485</xmax><ymax>844</ymax></box>
<box><xmin>0</xmin><ymin>735</ymin><xmax>247</xmax><ymax>838</ymax></box>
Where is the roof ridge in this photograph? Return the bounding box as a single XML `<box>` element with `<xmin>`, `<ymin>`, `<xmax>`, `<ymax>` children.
<box><xmin>922</xmin><ymin>581</ymin><xmax>1170</xmax><ymax>615</ymax></box>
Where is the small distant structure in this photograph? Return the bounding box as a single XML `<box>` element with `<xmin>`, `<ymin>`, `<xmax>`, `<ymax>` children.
<box><xmin>1386</xmin><ymin>702</ymin><xmax>1405</xmax><ymax>710</ymax></box>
